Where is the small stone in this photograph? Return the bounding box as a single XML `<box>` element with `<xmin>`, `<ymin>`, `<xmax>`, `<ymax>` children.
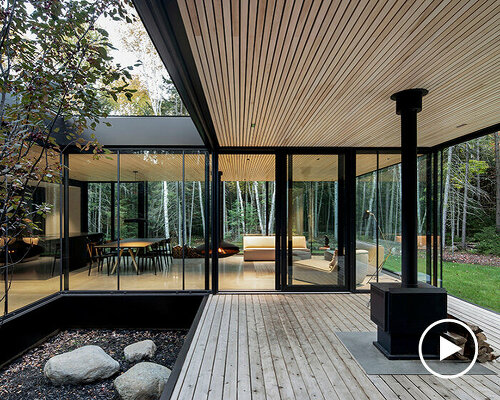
<box><xmin>44</xmin><ymin>345</ymin><xmax>119</xmax><ymax>385</ymax></box>
<box><xmin>124</xmin><ymin>340</ymin><xmax>157</xmax><ymax>363</ymax></box>
<box><xmin>114</xmin><ymin>362</ymin><xmax>171</xmax><ymax>400</ymax></box>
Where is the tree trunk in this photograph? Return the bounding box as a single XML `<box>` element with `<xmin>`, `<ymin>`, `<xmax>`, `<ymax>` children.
<box><xmin>188</xmin><ymin>182</ymin><xmax>195</xmax><ymax>245</ymax></box>
<box><xmin>198</xmin><ymin>181</ymin><xmax>205</xmax><ymax>236</ymax></box>
<box><xmin>361</xmin><ymin>181</ymin><xmax>367</xmax><ymax>235</ymax></box>
<box><xmin>254</xmin><ymin>181</ymin><xmax>264</xmax><ymax>234</ymax></box>
<box><xmin>442</xmin><ymin>147</ymin><xmax>453</xmax><ymax>247</ymax></box>
<box><xmin>365</xmin><ymin>173</ymin><xmax>377</xmax><ymax>237</ymax></box>
<box><xmin>163</xmin><ymin>181</ymin><xmax>169</xmax><ymax>238</ymax></box>
<box><xmin>333</xmin><ymin>183</ymin><xmax>338</xmax><ymax>241</ymax></box>
<box><xmin>268</xmin><ymin>182</ymin><xmax>276</xmax><ymax>233</ymax></box>
<box><xmin>461</xmin><ymin>143</ymin><xmax>469</xmax><ymax>249</ymax></box>
<box><xmin>236</xmin><ymin>181</ymin><xmax>245</xmax><ymax>234</ymax></box>
<box><xmin>388</xmin><ymin>169</ymin><xmax>396</xmax><ymax>240</ymax></box>
<box><xmin>176</xmin><ymin>182</ymin><xmax>182</xmax><ymax>245</ymax></box>
<box><xmin>222</xmin><ymin>181</ymin><xmax>226</xmax><ymax>238</ymax></box>
<box><xmin>451</xmin><ymin>197</ymin><xmax>455</xmax><ymax>255</ymax></box>
<box><xmin>476</xmin><ymin>141</ymin><xmax>481</xmax><ymax>199</ymax></box>
<box><xmin>326</xmin><ymin>184</ymin><xmax>331</xmax><ymax>235</ymax></box>
<box><xmin>495</xmin><ymin>132</ymin><xmax>500</xmax><ymax>233</ymax></box>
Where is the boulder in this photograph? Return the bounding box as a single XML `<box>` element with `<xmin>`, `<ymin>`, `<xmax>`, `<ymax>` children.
<box><xmin>44</xmin><ymin>345</ymin><xmax>120</xmax><ymax>385</ymax></box>
<box><xmin>114</xmin><ymin>362</ymin><xmax>171</xmax><ymax>400</ymax></box>
<box><xmin>124</xmin><ymin>339</ymin><xmax>157</xmax><ymax>363</ymax></box>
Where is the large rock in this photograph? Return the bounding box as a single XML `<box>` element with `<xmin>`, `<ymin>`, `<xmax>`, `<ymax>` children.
<box><xmin>124</xmin><ymin>340</ymin><xmax>157</xmax><ymax>363</ymax></box>
<box><xmin>44</xmin><ymin>345</ymin><xmax>120</xmax><ymax>385</ymax></box>
<box><xmin>114</xmin><ymin>362</ymin><xmax>171</xmax><ymax>400</ymax></box>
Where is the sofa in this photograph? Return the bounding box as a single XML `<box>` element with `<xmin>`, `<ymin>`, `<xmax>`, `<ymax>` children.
<box><xmin>243</xmin><ymin>235</ymin><xmax>311</xmax><ymax>261</ymax></box>
<box><xmin>355</xmin><ymin>241</ymin><xmax>384</xmax><ymax>268</ymax></box>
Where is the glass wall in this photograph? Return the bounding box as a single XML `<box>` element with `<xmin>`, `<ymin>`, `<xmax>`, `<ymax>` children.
<box><xmin>440</xmin><ymin>133</ymin><xmax>500</xmax><ymax>312</ymax></box>
<box><xmin>218</xmin><ymin>154</ymin><xmax>276</xmax><ymax>290</ymax></box>
<box><xmin>68</xmin><ymin>153</ymin><xmax>118</xmax><ymax>290</ymax></box>
<box><xmin>3</xmin><ymin>180</ymin><xmax>62</xmax><ymax>313</ymax></box>
<box><xmin>355</xmin><ymin>153</ymin><xmax>405</xmax><ymax>290</ymax></box>
<box><xmin>355</xmin><ymin>152</ymin><xmax>441</xmax><ymax>290</ymax></box>
<box><xmin>66</xmin><ymin>150</ymin><xmax>209</xmax><ymax>292</ymax></box>
<box><xmin>287</xmin><ymin>155</ymin><xmax>343</xmax><ymax>287</ymax></box>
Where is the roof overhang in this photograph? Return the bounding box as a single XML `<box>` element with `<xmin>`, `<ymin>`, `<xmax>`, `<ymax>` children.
<box><xmin>134</xmin><ymin>0</ymin><xmax>500</xmax><ymax>149</ymax></box>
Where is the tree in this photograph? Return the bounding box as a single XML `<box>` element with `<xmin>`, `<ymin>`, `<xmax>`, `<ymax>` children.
<box><xmin>496</xmin><ymin>132</ymin><xmax>500</xmax><ymax>233</ymax></box>
<box><xmin>115</xmin><ymin>7</ymin><xmax>187</xmax><ymax>116</ymax></box>
<box><xmin>0</xmin><ymin>0</ymin><xmax>135</xmax><ymax>313</ymax></box>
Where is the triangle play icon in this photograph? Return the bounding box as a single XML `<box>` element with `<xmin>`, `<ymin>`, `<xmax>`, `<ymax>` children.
<box><xmin>439</xmin><ymin>336</ymin><xmax>463</xmax><ymax>361</ymax></box>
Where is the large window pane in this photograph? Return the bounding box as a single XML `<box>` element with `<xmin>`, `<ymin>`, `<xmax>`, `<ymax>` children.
<box><xmin>68</xmin><ymin>153</ymin><xmax>118</xmax><ymax>290</ymax></box>
<box><xmin>218</xmin><ymin>154</ymin><xmax>276</xmax><ymax>290</ymax></box>
<box><xmin>356</xmin><ymin>153</ymin><xmax>402</xmax><ymax>290</ymax></box>
<box><xmin>441</xmin><ymin>134</ymin><xmax>500</xmax><ymax>312</ymax></box>
<box><xmin>288</xmin><ymin>155</ymin><xmax>342</xmax><ymax>286</ymax></box>
<box><xmin>6</xmin><ymin>181</ymin><xmax>61</xmax><ymax>312</ymax></box>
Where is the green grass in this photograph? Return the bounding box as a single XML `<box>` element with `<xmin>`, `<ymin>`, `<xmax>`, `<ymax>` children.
<box><xmin>381</xmin><ymin>255</ymin><xmax>500</xmax><ymax>312</ymax></box>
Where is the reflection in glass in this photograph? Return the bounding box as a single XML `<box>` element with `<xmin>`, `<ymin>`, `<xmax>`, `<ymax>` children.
<box><xmin>288</xmin><ymin>155</ymin><xmax>342</xmax><ymax>286</ymax></box>
<box><xmin>355</xmin><ymin>153</ymin><xmax>402</xmax><ymax>290</ymax></box>
<box><xmin>6</xmin><ymin>181</ymin><xmax>61</xmax><ymax>312</ymax></box>
<box><xmin>218</xmin><ymin>154</ymin><xmax>276</xmax><ymax>290</ymax></box>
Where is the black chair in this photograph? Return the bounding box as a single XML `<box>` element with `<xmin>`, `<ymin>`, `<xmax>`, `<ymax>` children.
<box><xmin>138</xmin><ymin>242</ymin><xmax>160</xmax><ymax>275</ymax></box>
<box><xmin>149</xmin><ymin>239</ymin><xmax>170</xmax><ymax>271</ymax></box>
<box><xmin>94</xmin><ymin>241</ymin><xmax>115</xmax><ymax>276</ymax></box>
<box><xmin>87</xmin><ymin>235</ymin><xmax>113</xmax><ymax>275</ymax></box>
<box><xmin>51</xmin><ymin>241</ymin><xmax>61</xmax><ymax>277</ymax></box>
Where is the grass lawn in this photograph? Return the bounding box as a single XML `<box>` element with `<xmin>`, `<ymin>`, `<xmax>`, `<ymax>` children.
<box><xmin>381</xmin><ymin>256</ymin><xmax>500</xmax><ymax>313</ymax></box>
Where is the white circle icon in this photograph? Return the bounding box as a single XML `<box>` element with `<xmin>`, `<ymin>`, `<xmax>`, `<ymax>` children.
<box><xmin>418</xmin><ymin>318</ymin><xmax>478</xmax><ymax>379</ymax></box>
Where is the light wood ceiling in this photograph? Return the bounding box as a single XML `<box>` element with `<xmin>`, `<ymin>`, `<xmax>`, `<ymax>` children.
<box><xmin>69</xmin><ymin>153</ymin><xmax>206</xmax><ymax>181</ymax></box>
<box><xmin>219</xmin><ymin>153</ymin><xmax>401</xmax><ymax>181</ymax></box>
<box><xmin>178</xmin><ymin>0</ymin><xmax>499</xmax><ymax>147</ymax></box>
<box><xmin>69</xmin><ymin>152</ymin><xmax>402</xmax><ymax>182</ymax></box>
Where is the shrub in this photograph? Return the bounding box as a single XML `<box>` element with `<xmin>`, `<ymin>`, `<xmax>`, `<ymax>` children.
<box><xmin>473</xmin><ymin>226</ymin><xmax>500</xmax><ymax>256</ymax></box>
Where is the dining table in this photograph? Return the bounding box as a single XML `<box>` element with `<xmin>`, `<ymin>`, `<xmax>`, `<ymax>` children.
<box><xmin>94</xmin><ymin>238</ymin><xmax>165</xmax><ymax>274</ymax></box>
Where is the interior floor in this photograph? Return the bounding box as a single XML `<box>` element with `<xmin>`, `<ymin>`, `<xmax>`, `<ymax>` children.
<box><xmin>3</xmin><ymin>253</ymin><xmax>399</xmax><ymax>314</ymax></box>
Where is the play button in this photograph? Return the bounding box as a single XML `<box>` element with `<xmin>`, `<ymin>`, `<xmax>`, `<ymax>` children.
<box><xmin>439</xmin><ymin>336</ymin><xmax>462</xmax><ymax>361</ymax></box>
<box><xmin>419</xmin><ymin>319</ymin><xmax>478</xmax><ymax>379</ymax></box>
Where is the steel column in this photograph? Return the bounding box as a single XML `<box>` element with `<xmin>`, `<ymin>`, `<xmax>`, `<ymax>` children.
<box><xmin>391</xmin><ymin>88</ymin><xmax>428</xmax><ymax>288</ymax></box>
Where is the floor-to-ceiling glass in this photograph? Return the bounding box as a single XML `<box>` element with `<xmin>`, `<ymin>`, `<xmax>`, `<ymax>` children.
<box><xmin>286</xmin><ymin>154</ymin><xmax>344</xmax><ymax>287</ymax></box>
<box><xmin>218</xmin><ymin>154</ymin><xmax>276</xmax><ymax>290</ymax></box>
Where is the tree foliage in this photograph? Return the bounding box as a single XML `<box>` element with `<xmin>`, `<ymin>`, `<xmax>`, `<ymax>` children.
<box><xmin>0</xmin><ymin>0</ymin><xmax>136</xmax><ymax>308</ymax></box>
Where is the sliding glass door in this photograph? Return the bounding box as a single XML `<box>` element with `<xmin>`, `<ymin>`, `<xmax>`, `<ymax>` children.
<box><xmin>285</xmin><ymin>154</ymin><xmax>346</xmax><ymax>289</ymax></box>
<box><xmin>217</xmin><ymin>154</ymin><xmax>276</xmax><ymax>290</ymax></box>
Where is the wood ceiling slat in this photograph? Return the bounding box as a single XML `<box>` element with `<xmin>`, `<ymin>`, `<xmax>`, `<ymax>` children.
<box><xmin>293</xmin><ymin>2</ymin><xmax>498</xmax><ymax>146</ymax></box>
<box><xmin>178</xmin><ymin>0</ymin><xmax>500</xmax><ymax>147</ymax></box>
<box><xmin>68</xmin><ymin>153</ymin><xmax>206</xmax><ymax>182</ymax></box>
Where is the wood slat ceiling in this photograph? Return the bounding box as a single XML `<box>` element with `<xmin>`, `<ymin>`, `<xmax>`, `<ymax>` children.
<box><xmin>69</xmin><ymin>153</ymin><xmax>206</xmax><ymax>181</ymax></box>
<box><xmin>219</xmin><ymin>153</ymin><xmax>402</xmax><ymax>181</ymax></box>
<box><xmin>178</xmin><ymin>0</ymin><xmax>500</xmax><ymax>148</ymax></box>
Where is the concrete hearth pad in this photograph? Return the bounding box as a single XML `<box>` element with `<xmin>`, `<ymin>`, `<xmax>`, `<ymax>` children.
<box><xmin>336</xmin><ymin>332</ymin><xmax>494</xmax><ymax>375</ymax></box>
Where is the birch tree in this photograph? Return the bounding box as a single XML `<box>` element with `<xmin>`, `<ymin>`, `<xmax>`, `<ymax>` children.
<box><xmin>461</xmin><ymin>143</ymin><xmax>470</xmax><ymax>249</ymax></box>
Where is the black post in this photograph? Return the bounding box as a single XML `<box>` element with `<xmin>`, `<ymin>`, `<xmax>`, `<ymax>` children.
<box><xmin>63</xmin><ymin>153</ymin><xmax>70</xmax><ymax>291</ymax></box>
<box><xmin>275</xmin><ymin>152</ymin><xmax>287</xmax><ymax>290</ymax></box>
<box><xmin>391</xmin><ymin>88</ymin><xmax>428</xmax><ymax>288</ymax></box>
<box><xmin>426</xmin><ymin>154</ymin><xmax>432</xmax><ymax>284</ymax></box>
<box><xmin>204</xmin><ymin>153</ymin><xmax>210</xmax><ymax>291</ymax></box>
<box><xmin>211</xmin><ymin>153</ymin><xmax>219</xmax><ymax>293</ymax></box>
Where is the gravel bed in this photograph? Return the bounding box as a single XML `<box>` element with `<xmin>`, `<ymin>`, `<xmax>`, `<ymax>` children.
<box><xmin>0</xmin><ymin>329</ymin><xmax>187</xmax><ymax>400</ymax></box>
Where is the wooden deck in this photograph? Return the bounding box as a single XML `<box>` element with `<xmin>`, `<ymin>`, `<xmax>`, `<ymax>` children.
<box><xmin>171</xmin><ymin>293</ymin><xmax>499</xmax><ymax>400</ymax></box>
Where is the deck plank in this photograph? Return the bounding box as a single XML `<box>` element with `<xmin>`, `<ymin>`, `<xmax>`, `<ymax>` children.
<box><xmin>171</xmin><ymin>293</ymin><xmax>499</xmax><ymax>399</ymax></box>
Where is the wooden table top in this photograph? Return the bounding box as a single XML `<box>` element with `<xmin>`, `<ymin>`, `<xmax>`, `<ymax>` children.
<box><xmin>94</xmin><ymin>238</ymin><xmax>165</xmax><ymax>248</ymax></box>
